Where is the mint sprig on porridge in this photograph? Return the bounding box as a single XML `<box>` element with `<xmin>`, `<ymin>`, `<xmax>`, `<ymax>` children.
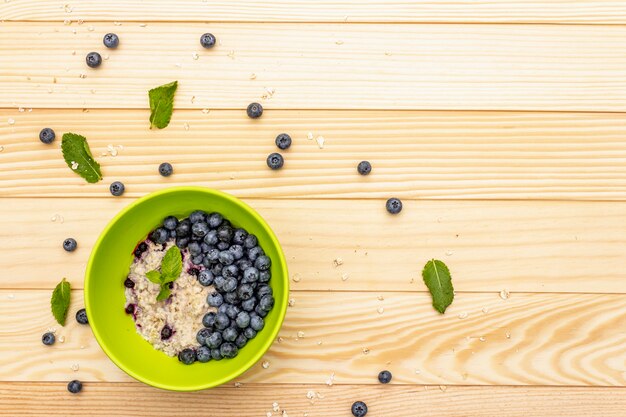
<box><xmin>145</xmin><ymin>245</ymin><xmax>183</xmax><ymax>301</ymax></box>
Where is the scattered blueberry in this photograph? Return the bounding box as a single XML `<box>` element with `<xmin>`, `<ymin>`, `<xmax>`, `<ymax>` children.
<box><xmin>202</xmin><ymin>312</ymin><xmax>216</xmax><ymax>327</ymax></box>
<box><xmin>205</xmin><ymin>331</ymin><xmax>223</xmax><ymax>348</ymax></box>
<box><xmin>378</xmin><ymin>370</ymin><xmax>392</xmax><ymax>384</ymax></box>
<box><xmin>178</xmin><ymin>348</ymin><xmax>196</xmax><ymax>365</ymax></box>
<box><xmin>246</xmin><ymin>102</ymin><xmax>263</xmax><ymax>119</ymax></box>
<box><xmin>42</xmin><ymin>332</ymin><xmax>55</xmax><ymax>346</ymax></box>
<box><xmin>124</xmin><ymin>277</ymin><xmax>135</xmax><ymax>288</ymax></box>
<box><xmin>85</xmin><ymin>52</ymin><xmax>102</xmax><ymax>68</ymax></box>
<box><xmin>386</xmin><ymin>197</ymin><xmax>402</xmax><ymax>214</ymax></box>
<box><xmin>235</xmin><ymin>311</ymin><xmax>251</xmax><ymax>328</ymax></box>
<box><xmin>196</xmin><ymin>328</ymin><xmax>211</xmax><ymax>345</ymax></box>
<box><xmin>159</xmin><ymin>162</ymin><xmax>173</xmax><ymax>177</ymax></box>
<box><xmin>198</xmin><ymin>270</ymin><xmax>214</xmax><ymax>286</ymax></box>
<box><xmin>220</xmin><ymin>342</ymin><xmax>238</xmax><ymax>358</ymax></box>
<box><xmin>250</xmin><ymin>315</ymin><xmax>265</xmax><ymax>331</ymax></box>
<box><xmin>255</xmin><ymin>255</ymin><xmax>271</xmax><ymax>271</ymax></box>
<box><xmin>63</xmin><ymin>238</ymin><xmax>77</xmax><ymax>252</ymax></box>
<box><xmin>357</xmin><ymin>161</ymin><xmax>372</xmax><ymax>175</ymax></box>
<box><xmin>103</xmin><ymin>33</ymin><xmax>119</xmax><ymax>49</ymax></box>
<box><xmin>109</xmin><ymin>181</ymin><xmax>125</xmax><ymax>196</ymax></box>
<box><xmin>275</xmin><ymin>133</ymin><xmax>292</xmax><ymax>150</ymax></box>
<box><xmin>207</xmin><ymin>292</ymin><xmax>224</xmax><ymax>307</ymax></box>
<box><xmin>39</xmin><ymin>128</ymin><xmax>56</xmax><ymax>144</ymax></box>
<box><xmin>75</xmin><ymin>308</ymin><xmax>88</xmax><ymax>325</ymax></box>
<box><xmin>215</xmin><ymin>313</ymin><xmax>230</xmax><ymax>330</ymax></box>
<box><xmin>67</xmin><ymin>380</ymin><xmax>83</xmax><ymax>394</ymax></box>
<box><xmin>200</xmin><ymin>33</ymin><xmax>216</xmax><ymax>49</ymax></box>
<box><xmin>196</xmin><ymin>345</ymin><xmax>212</xmax><ymax>362</ymax></box>
<box><xmin>266</xmin><ymin>152</ymin><xmax>284</xmax><ymax>170</ymax></box>
<box><xmin>161</xmin><ymin>325</ymin><xmax>173</xmax><ymax>340</ymax></box>
<box><xmin>351</xmin><ymin>401</ymin><xmax>368</xmax><ymax>417</ymax></box>
<box><xmin>163</xmin><ymin>216</ymin><xmax>178</xmax><ymax>230</ymax></box>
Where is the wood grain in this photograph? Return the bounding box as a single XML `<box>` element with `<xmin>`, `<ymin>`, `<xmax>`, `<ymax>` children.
<box><xmin>2</xmin><ymin>290</ymin><xmax>626</xmax><ymax>386</ymax></box>
<box><xmin>2</xmin><ymin>383</ymin><xmax>626</xmax><ymax>417</ymax></box>
<box><xmin>3</xmin><ymin>109</ymin><xmax>626</xmax><ymax>199</ymax></box>
<box><xmin>2</xmin><ymin>23</ymin><xmax>626</xmax><ymax>111</ymax></box>
<box><xmin>4</xmin><ymin>1</ymin><xmax>626</xmax><ymax>24</ymax></box>
<box><xmin>2</xmin><ymin>197</ymin><xmax>626</xmax><ymax>294</ymax></box>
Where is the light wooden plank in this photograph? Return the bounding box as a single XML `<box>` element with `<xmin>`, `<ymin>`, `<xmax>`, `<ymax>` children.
<box><xmin>3</xmin><ymin>109</ymin><xmax>626</xmax><ymax>199</ymax></box>
<box><xmin>1</xmin><ymin>383</ymin><xmax>625</xmax><ymax>417</ymax></box>
<box><xmin>2</xmin><ymin>290</ymin><xmax>626</xmax><ymax>385</ymax></box>
<box><xmin>2</xmin><ymin>23</ymin><xmax>626</xmax><ymax>111</ymax></box>
<box><xmin>2</xmin><ymin>197</ymin><xmax>626</xmax><ymax>294</ymax></box>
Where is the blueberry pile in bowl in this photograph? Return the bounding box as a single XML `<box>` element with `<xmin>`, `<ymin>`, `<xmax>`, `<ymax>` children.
<box><xmin>124</xmin><ymin>209</ymin><xmax>274</xmax><ymax>365</ymax></box>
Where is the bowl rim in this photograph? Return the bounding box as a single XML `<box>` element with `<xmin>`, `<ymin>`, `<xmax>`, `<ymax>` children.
<box><xmin>85</xmin><ymin>186</ymin><xmax>289</xmax><ymax>391</ymax></box>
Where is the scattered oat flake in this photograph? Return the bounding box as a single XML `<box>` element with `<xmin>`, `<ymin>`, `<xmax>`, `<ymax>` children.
<box><xmin>445</xmin><ymin>250</ymin><xmax>453</xmax><ymax>256</ymax></box>
<box><xmin>71</xmin><ymin>161</ymin><xmax>79</xmax><ymax>170</ymax></box>
<box><xmin>71</xmin><ymin>50</ymin><xmax>76</xmax><ymax>55</ymax></box>
<box><xmin>139</xmin><ymin>23</ymin><xmax>147</xmax><ymax>27</ymax></box>
<box><xmin>377</xmin><ymin>307</ymin><xmax>384</xmax><ymax>314</ymax></box>
<box><xmin>377</xmin><ymin>295</ymin><xmax>384</xmax><ymax>301</ymax></box>
<box><xmin>306</xmin><ymin>132</ymin><xmax>314</xmax><ymax>140</ymax></box>
<box><xmin>227</xmin><ymin>50</ymin><xmax>235</xmax><ymax>59</ymax></box>
<box><xmin>183</xmin><ymin>122</ymin><xmax>190</xmax><ymax>131</ymax></box>
<box><xmin>250</xmin><ymin>73</ymin><xmax>257</xmax><ymax>80</ymax></box>
<box><xmin>7</xmin><ymin>118</ymin><xmax>15</xmax><ymax>125</ymax></box>
<box><xmin>0</xmin><ymin>146</ymin><xmax>4</xmax><ymax>152</ymax></box>
<box><xmin>317</xmin><ymin>341</ymin><xmax>322</xmax><ymax>345</ymax></box>
<box><xmin>288</xmin><ymin>298</ymin><xmax>295</xmax><ymax>307</ymax></box>
<box><xmin>306</xmin><ymin>390</ymin><xmax>316</xmax><ymax>400</ymax></box>
<box><xmin>114</xmin><ymin>21</ymin><xmax>122</xmax><ymax>26</ymax></box>
<box><xmin>315</xmin><ymin>136</ymin><xmax>325</xmax><ymax>149</ymax></box>
<box><xmin>439</xmin><ymin>385</ymin><xmax>447</xmax><ymax>392</ymax></box>
<box><xmin>297</xmin><ymin>331</ymin><xmax>305</xmax><ymax>338</ymax></box>
<box><xmin>272</xmin><ymin>402</ymin><xmax>280</xmax><ymax>412</ymax></box>
<box><xmin>325</xmin><ymin>372</ymin><xmax>335</xmax><ymax>386</ymax></box>
<box><xmin>277</xmin><ymin>336</ymin><xmax>284</xmax><ymax>343</ymax></box>
<box><xmin>262</xmin><ymin>360</ymin><xmax>270</xmax><ymax>369</ymax></box>
<box><xmin>201</xmin><ymin>108</ymin><xmax>210</xmax><ymax>114</ymax></box>
<box><xmin>192</xmin><ymin>52</ymin><xmax>199</xmax><ymax>60</ymax></box>
<box><xmin>482</xmin><ymin>307</ymin><xmax>489</xmax><ymax>314</ymax></box>
<box><xmin>458</xmin><ymin>312</ymin><xmax>468</xmax><ymax>319</ymax></box>
<box><xmin>415</xmin><ymin>369</ymin><xmax>421</xmax><ymax>374</ymax></box>
<box><xmin>384</xmin><ymin>51</ymin><xmax>392</xmax><ymax>56</ymax></box>
<box><xmin>505</xmin><ymin>332</ymin><xmax>511</xmax><ymax>339</ymax></box>
<box><xmin>103</xmin><ymin>54</ymin><xmax>109</xmax><ymax>60</ymax></box>
<box><xmin>335</xmin><ymin>40</ymin><xmax>343</xmax><ymax>45</ymax></box>
<box><xmin>282</xmin><ymin>411</ymin><xmax>289</xmax><ymax>417</ymax></box>
<box><xmin>341</xmin><ymin>273</ymin><xmax>349</xmax><ymax>281</ymax></box>
<box><xmin>58</xmin><ymin>335</ymin><xmax>65</xmax><ymax>343</ymax></box>
<box><xmin>7</xmin><ymin>293</ymin><xmax>14</xmax><ymax>299</ymax></box>
<box><xmin>333</xmin><ymin>257</ymin><xmax>343</xmax><ymax>267</ymax></box>
<box><xmin>18</xmin><ymin>107</ymin><xmax>24</xmax><ymax>112</ymax></box>
<box><xmin>63</xmin><ymin>4</ymin><xmax>72</xmax><ymax>13</ymax></box>
<box><xmin>191</xmin><ymin>96</ymin><xmax>196</xmax><ymax>103</ymax></box>
<box><xmin>266</xmin><ymin>413</ymin><xmax>272</xmax><ymax>417</ymax></box>
<box><xmin>77</xmin><ymin>19</ymin><xmax>84</xmax><ymax>25</ymax></box>
<box><xmin>234</xmin><ymin>382</ymin><xmax>243</xmax><ymax>388</ymax></box>
<box><xmin>499</xmin><ymin>289</ymin><xmax>510</xmax><ymax>300</ymax></box>
<box><xmin>292</xmin><ymin>274</ymin><xmax>301</xmax><ymax>282</ymax></box>
<box><xmin>479</xmin><ymin>336</ymin><xmax>486</xmax><ymax>342</ymax></box>
<box><xmin>70</xmin><ymin>363</ymin><xmax>79</xmax><ymax>371</ymax></box>
<box><xmin>362</xmin><ymin>347</ymin><xmax>370</xmax><ymax>355</ymax></box>
<box><xmin>87</xmin><ymin>25</ymin><xmax>94</xmax><ymax>31</ymax></box>
<box><xmin>63</xmin><ymin>19</ymin><xmax>71</xmax><ymax>25</ymax></box>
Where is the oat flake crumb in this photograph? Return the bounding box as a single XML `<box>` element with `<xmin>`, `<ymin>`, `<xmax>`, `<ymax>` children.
<box><xmin>306</xmin><ymin>132</ymin><xmax>314</xmax><ymax>140</ymax></box>
<box><xmin>377</xmin><ymin>307</ymin><xmax>384</xmax><ymax>314</ymax></box>
<box><xmin>201</xmin><ymin>108</ymin><xmax>210</xmax><ymax>114</ymax></box>
<box><xmin>277</xmin><ymin>336</ymin><xmax>284</xmax><ymax>343</ymax></box>
<box><xmin>139</xmin><ymin>23</ymin><xmax>147</xmax><ymax>27</ymax></box>
<box><xmin>282</xmin><ymin>411</ymin><xmax>289</xmax><ymax>417</ymax></box>
<box><xmin>288</xmin><ymin>298</ymin><xmax>295</xmax><ymax>307</ymax></box>
<box><xmin>439</xmin><ymin>385</ymin><xmax>447</xmax><ymax>392</ymax></box>
<box><xmin>0</xmin><ymin>146</ymin><xmax>4</xmax><ymax>152</ymax></box>
<box><xmin>297</xmin><ymin>331</ymin><xmax>305</xmax><ymax>338</ymax></box>
<box><xmin>292</xmin><ymin>274</ymin><xmax>301</xmax><ymax>283</ymax></box>
<box><xmin>499</xmin><ymin>289</ymin><xmax>510</xmax><ymax>300</ymax></box>
<box><xmin>87</xmin><ymin>25</ymin><xmax>94</xmax><ymax>31</ymax></box>
<box><xmin>335</xmin><ymin>40</ymin><xmax>343</xmax><ymax>45</ymax></box>
<box><xmin>7</xmin><ymin>293</ymin><xmax>14</xmax><ymax>299</ymax></box>
<box><xmin>325</xmin><ymin>372</ymin><xmax>335</xmax><ymax>386</ymax></box>
<box><xmin>7</xmin><ymin>118</ymin><xmax>15</xmax><ymax>125</ymax></box>
<box><xmin>315</xmin><ymin>135</ymin><xmax>325</xmax><ymax>149</ymax></box>
<box><xmin>70</xmin><ymin>363</ymin><xmax>79</xmax><ymax>371</ymax></box>
<box><xmin>482</xmin><ymin>307</ymin><xmax>490</xmax><ymax>314</ymax></box>
<box><xmin>234</xmin><ymin>382</ymin><xmax>243</xmax><ymax>388</ymax></box>
<box><xmin>114</xmin><ymin>21</ymin><xmax>122</xmax><ymax>26</ymax></box>
<box><xmin>333</xmin><ymin>257</ymin><xmax>343</xmax><ymax>267</ymax></box>
<box><xmin>227</xmin><ymin>50</ymin><xmax>235</xmax><ymax>59</ymax></box>
<box><xmin>479</xmin><ymin>336</ymin><xmax>486</xmax><ymax>342</ymax></box>
<box><xmin>58</xmin><ymin>335</ymin><xmax>65</xmax><ymax>343</ymax></box>
<box><xmin>18</xmin><ymin>107</ymin><xmax>24</xmax><ymax>112</ymax></box>
<box><xmin>183</xmin><ymin>122</ymin><xmax>190</xmax><ymax>131</ymax></box>
<box><xmin>266</xmin><ymin>413</ymin><xmax>272</xmax><ymax>417</ymax></box>
<box><xmin>341</xmin><ymin>273</ymin><xmax>349</xmax><ymax>281</ymax></box>
<box><xmin>262</xmin><ymin>361</ymin><xmax>270</xmax><ymax>369</ymax></box>
<box><xmin>272</xmin><ymin>402</ymin><xmax>280</xmax><ymax>412</ymax></box>
<box><xmin>250</xmin><ymin>73</ymin><xmax>257</xmax><ymax>80</ymax></box>
<box><xmin>306</xmin><ymin>390</ymin><xmax>316</xmax><ymax>400</ymax></box>
<box><xmin>458</xmin><ymin>312</ymin><xmax>468</xmax><ymax>319</ymax></box>
<box><xmin>192</xmin><ymin>52</ymin><xmax>199</xmax><ymax>60</ymax></box>
<box><xmin>505</xmin><ymin>332</ymin><xmax>511</xmax><ymax>339</ymax></box>
<box><xmin>362</xmin><ymin>347</ymin><xmax>370</xmax><ymax>355</ymax></box>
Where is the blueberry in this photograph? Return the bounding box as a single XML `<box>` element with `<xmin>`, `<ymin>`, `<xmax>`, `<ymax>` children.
<box><xmin>266</xmin><ymin>153</ymin><xmax>284</xmax><ymax>170</ymax></box>
<box><xmin>224</xmin><ymin>291</ymin><xmax>239</xmax><ymax>305</ymax></box>
<box><xmin>178</xmin><ymin>348</ymin><xmax>196</xmax><ymax>365</ymax></box>
<box><xmin>222</xmin><ymin>327</ymin><xmax>238</xmax><ymax>342</ymax></box>
<box><xmin>86</xmin><ymin>51</ymin><xmax>102</xmax><ymax>68</ymax></box>
<box><xmin>124</xmin><ymin>277</ymin><xmax>135</xmax><ymax>288</ymax></box>
<box><xmin>246</xmin><ymin>102</ymin><xmax>263</xmax><ymax>119</ymax></box>
<box><xmin>62</xmin><ymin>238</ymin><xmax>77</xmax><ymax>252</ymax></box>
<box><xmin>220</xmin><ymin>342</ymin><xmax>238</xmax><ymax>359</ymax></box>
<box><xmin>160</xmin><ymin>325</ymin><xmax>173</xmax><ymax>340</ymax></box>
<box><xmin>237</xmin><ymin>259</ymin><xmax>252</xmax><ymax>271</ymax></box>
<box><xmin>275</xmin><ymin>133</ymin><xmax>292</xmax><ymax>150</ymax></box>
<box><xmin>351</xmin><ymin>401</ymin><xmax>368</xmax><ymax>417</ymax></box>
<box><xmin>158</xmin><ymin>162</ymin><xmax>173</xmax><ymax>177</ymax></box>
<box><xmin>229</xmin><ymin>244</ymin><xmax>244</xmax><ymax>260</ymax></box>
<box><xmin>259</xmin><ymin>270</ymin><xmax>271</xmax><ymax>283</ymax></box>
<box><xmin>201</xmin><ymin>242</ymin><xmax>212</xmax><ymax>253</ymax></box>
<box><xmin>232</xmin><ymin>228</ymin><xmax>248</xmax><ymax>245</ymax></box>
<box><xmin>75</xmin><ymin>308</ymin><xmax>88</xmax><ymax>325</ymax></box>
<box><xmin>188</xmin><ymin>241</ymin><xmax>202</xmax><ymax>256</ymax></box>
<box><xmin>243</xmin><ymin>234</ymin><xmax>257</xmax><ymax>249</ymax></box>
<box><xmin>222</xmin><ymin>264</ymin><xmax>239</xmax><ymax>278</ymax></box>
<box><xmin>235</xmin><ymin>333</ymin><xmax>248</xmax><ymax>348</ymax></box>
<box><xmin>216</xmin><ymin>241</ymin><xmax>230</xmax><ymax>250</ymax></box>
<box><xmin>218</xmin><ymin>251</ymin><xmax>235</xmax><ymax>266</ymax></box>
<box><xmin>176</xmin><ymin>237</ymin><xmax>189</xmax><ymax>249</ymax></box>
<box><xmin>109</xmin><ymin>181</ymin><xmax>125</xmax><ymax>196</ymax></box>
<box><xmin>189</xmin><ymin>210</ymin><xmax>207</xmax><ymax>224</ymax></box>
<box><xmin>235</xmin><ymin>311</ymin><xmax>250</xmax><ymax>328</ymax></box>
<box><xmin>206</xmin><ymin>331</ymin><xmax>223</xmax><ymax>348</ymax></box>
<box><xmin>247</xmin><ymin>246</ymin><xmax>264</xmax><ymax>262</ymax></box>
<box><xmin>125</xmin><ymin>303</ymin><xmax>135</xmax><ymax>314</ymax></box>
<box><xmin>217</xmin><ymin>225</ymin><xmax>234</xmax><ymax>243</ymax></box>
<box><xmin>386</xmin><ymin>197</ymin><xmax>402</xmax><ymax>214</ymax></box>
<box><xmin>192</xmin><ymin>255</ymin><xmax>204</xmax><ymax>265</ymax></box>
<box><xmin>169</xmin><ymin>230</ymin><xmax>177</xmax><ymax>238</ymax></box>
<box><xmin>203</xmin><ymin>312</ymin><xmax>216</xmax><ymax>327</ymax></box>
<box><xmin>188</xmin><ymin>267</ymin><xmax>200</xmax><ymax>276</ymax></box>
<box><xmin>356</xmin><ymin>160</ymin><xmax>372</xmax><ymax>176</ymax></box>
<box><xmin>176</xmin><ymin>220</ymin><xmax>191</xmax><ymax>237</ymax></box>
<box><xmin>255</xmin><ymin>305</ymin><xmax>268</xmax><ymax>317</ymax></box>
<box><xmin>213</xmin><ymin>275</ymin><xmax>226</xmax><ymax>291</ymax></box>
<box><xmin>243</xmin><ymin>327</ymin><xmax>257</xmax><ymax>339</ymax></box>
<box><xmin>226</xmin><ymin>304</ymin><xmax>240</xmax><ymax>319</ymax></box>
<box><xmin>237</xmin><ymin>284</ymin><xmax>254</xmax><ymax>301</ymax></box>
<box><xmin>378</xmin><ymin>370</ymin><xmax>392</xmax><ymax>384</ymax></box>
<box><xmin>200</xmin><ymin>33</ymin><xmax>216</xmax><ymax>49</ymax></box>
<box><xmin>39</xmin><ymin>128</ymin><xmax>56</xmax><ymax>144</ymax></box>
<box><xmin>241</xmin><ymin>297</ymin><xmax>257</xmax><ymax>312</ymax></box>
<box><xmin>163</xmin><ymin>216</ymin><xmax>178</xmax><ymax>230</ymax></box>
<box><xmin>42</xmin><ymin>332</ymin><xmax>55</xmax><ymax>346</ymax></box>
<box><xmin>240</xmin><ymin>267</ymin><xmax>258</xmax><ymax>283</ymax></box>
<box><xmin>211</xmin><ymin>263</ymin><xmax>224</xmax><ymax>276</ymax></box>
<box><xmin>196</xmin><ymin>346</ymin><xmax>212</xmax><ymax>363</ymax></box>
<box><xmin>259</xmin><ymin>294</ymin><xmax>274</xmax><ymax>312</ymax></box>
<box><xmin>207</xmin><ymin>292</ymin><xmax>224</xmax><ymax>307</ymax></box>
<box><xmin>103</xmin><ymin>33</ymin><xmax>119</xmax><ymax>48</ymax></box>
<box><xmin>204</xmin><ymin>230</ymin><xmax>218</xmax><ymax>246</ymax></box>
<box><xmin>255</xmin><ymin>255</ymin><xmax>271</xmax><ymax>271</ymax></box>
<box><xmin>257</xmin><ymin>284</ymin><xmax>273</xmax><ymax>298</ymax></box>
<box><xmin>136</xmin><ymin>242</ymin><xmax>148</xmax><ymax>255</ymax></box>
<box><xmin>198</xmin><ymin>270</ymin><xmax>214</xmax><ymax>286</ymax></box>
<box><xmin>192</xmin><ymin>222</ymin><xmax>209</xmax><ymax>238</ymax></box>
<box><xmin>210</xmin><ymin>348</ymin><xmax>223</xmax><ymax>360</ymax></box>
<box><xmin>217</xmin><ymin>304</ymin><xmax>229</xmax><ymax>315</ymax></box>
<box><xmin>215</xmin><ymin>313</ymin><xmax>230</xmax><ymax>330</ymax></box>
<box><xmin>223</xmin><ymin>277</ymin><xmax>238</xmax><ymax>293</ymax></box>
<box><xmin>150</xmin><ymin>228</ymin><xmax>169</xmax><ymax>244</ymax></box>
<box><xmin>196</xmin><ymin>328</ymin><xmax>211</xmax><ymax>345</ymax></box>
<box><xmin>208</xmin><ymin>213</ymin><xmax>223</xmax><ymax>228</ymax></box>
<box><xmin>206</xmin><ymin>248</ymin><xmax>220</xmax><ymax>263</ymax></box>
<box><xmin>250</xmin><ymin>315</ymin><xmax>265</xmax><ymax>331</ymax></box>
<box><xmin>67</xmin><ymin>380</ymin><xmax>82</xmax><ymax>394</ymax></box>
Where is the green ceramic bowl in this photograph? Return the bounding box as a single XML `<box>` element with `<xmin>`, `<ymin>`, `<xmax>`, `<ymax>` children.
<box><xmin>85</xmin><ymin>187</ymin><xmax>288</xmax><ymax>391</ymax></box>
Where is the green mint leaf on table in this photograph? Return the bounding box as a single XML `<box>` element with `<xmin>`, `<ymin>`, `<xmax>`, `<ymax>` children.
<box><xmin>145</xmin><ymin>270</ymin><xmax>162</xmax><ymax>284</ymax></box>
<box><xmin>50</xmin><ymin>278</ymin><xmax>71</xmax><ymax>326</ymax></box>
<box><xmin>61</xmin><ymin>133</ymin><xmax>103</xmax><ymax>183</ymax></box>
<box><xmin>422</xmin><ymin>259</ymin><xmax>454</xmax><ymax>314</ymax></box>
<box><xmin>161</xmin><ymin>246</ymin><xmax>182</xmax><ymax>281</ymax></box>
<box><xmin>156</xmin><ymin>286</ymin><xmax>171</xmax><ymax>301</ymax></box>
<box><xmin>149</xmin><ymin>81</ymin><xmax>178</xmax><ymax>129</ymax></box>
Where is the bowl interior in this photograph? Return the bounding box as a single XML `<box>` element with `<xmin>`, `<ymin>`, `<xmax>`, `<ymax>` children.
<box><xmin>85</xmin><ymin>187</ymin><xmax>288</xmax><ymax>391</ymax></box>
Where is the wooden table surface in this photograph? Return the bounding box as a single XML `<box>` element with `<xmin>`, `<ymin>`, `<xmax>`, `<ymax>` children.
<box><xmin>2</xmin><ymin>1</ymin><xmax>626</xmax><ymax>416</ymax></box>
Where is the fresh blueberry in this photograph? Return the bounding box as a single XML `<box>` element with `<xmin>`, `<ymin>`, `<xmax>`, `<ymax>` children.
<box><xmin>223</xmin><ymin>277</ymin><xmax>238</xmax><ymax>293</ymax></box>
<box><xmin>220</xmin><ymin>342</ymin><xmax>238</xmax><ymax>359</ymax></box>
<box><xmin>237</xmin><ymin>284</ymin><xmax>254</xmax><ymax>301</ymax></box>
<box><xmin>201</xmin><ymin>242</ymin><xmax>212</xmax><ymax>253</ymax></box>
<box><xmin>235</xmin><ymin>333</ymin><xmax>248</xmax><ymax>348</ymax></box>
<box><xmin>188</xmin><ymin>267</ymin><xmax>200</xmax><ymax>277</ymax></box>
<box><xmin>243</xmin><ymin>234</ymin><xmax>257</xmax><ymax>249</ymax></box>
<box><xmin>109</xmin><ymin>181</ymin><xmax>125</xmax><ymax>196</ymax></box>
<box><xmin>218</xmin><ymin>251</ymin><xmax>235</xmax><ymax>266</ymax></box>
<box><xmin>243</xmin><ymin>327</ymin><xmax>257</xmax><ymax>339</ymax></box>
<box><xmin>386</xmin><ymin>197</ymin><xmax>402</xmax><ymax>214</ymax></box>
<box><xmin>250</xmin><ymin>315</ymin><xmax>265</xmax><ymax>331</ymax></box>
<box><xmin>229</xmin><ymin>244</ymin><xmax>244</xmax><ymax>260</ymax></box>
<box><xmin>202</xmin><ymin>306</ymin><xmax>219</xmax><ymax>324</ymax></box>
<box><xmin>198</xmin><ymin>270</ymin><xmax>214</xmax><ymax>286</ymax></box>
<box><xmin>241</xmin><ymin>267</ymin><xmax>259</xmax><ymax>283</ymax></box>
<box><xmin>158</xmin><ymin>162</ymin><xmax>173</xmax><ymax>177</ymax></box>
<box><xmin>235</xmin><ymin>311</ymin><xmax>251</xmax><ymax>328</ymax></box>
<box><xmin>39</xmin><ymin>128</ymin><xmax>56</xmax><ymax>144</ymax></box>
<box><xmin>259</xmin><ymin>270</ymin><xmax>271</xmax><ymax>283</ymax></box>
<box><xmin>213</xmin><ymin>275</ymin><xmax>226</xmax><ymax>291</ymax></box>
<box><xmin>160</xmin><ymin>325</ymin><xmax>173</xmax><ymax>340</ymax></box>
<box><xmin>200</xmin><ymin>33</ymin><xmax>216</xmax><ymax>49</ymax></box>
<box><xmin>125</xmin><ymin>303</ymin><xmax>135</xmax><ymax>314</ymax></box>
<box><xmin>206</xmin><ymin>248</ymin><xmax>220</xmax><ymax>263</ymax></box>
<box><xmin>216</xmin><ymin>241</ymin><xmax>229</xmax><ymax>250</ymax></box>
<box><xmin>224</xmin><ymin>291</ymin><xmax>238</xmax><ymax>305</ymax></box>
<box><xmin>75</xmin><ymin>308</ymin><xmax>88</xmax><ymax>325</ymax></box>
<box><xmin>206</xmin><ymin>331</ymin><xmax>223</xmax><ymax>348</ymax></box>
<box><xmin>189</xmin><ymin>210</ymin><xmax>207</xmax><ymax>224</ymax></box>
<box><xmin>176</xmin><ymin>220</ymin><xmax>191</xmax><ymax>237</ymax></box>
<box><xmin>237</xmin><ymin>259</ymin><xmax>252</xmax><ymax>271</ymax></box>
<box><xmin>259</xmin><ymin>294</ymin><xmax>274</xmax><ymax>312</ymax></box>
<box><xmin>150</xmin><ymin>228</ymin><xmax>169</xmax><ymax>244</ymax></box>
<box><xmin>42</xmin><ymin>332</ymin><xmax>55</xmax><ymax>346</ymax></box>
<box><xmin>357</xmin><ymin>160</ymin><xmax>372</xmax><ymax>175</ymax></box>
<box><xmin>191</xmin><ymin>255</ymin><xmax>204</xmax><ymax>265</ymax></box>
<box><xmin>217</xmin><ymin>225</ymin><xmax>234</xmax><ymax>243</ymax></box>
<box><xmin>222</xmin><ymin>327</ymin><xmax>238</xmax><ymax>342</ymax></box>
<box><xmin>67</xmin><ymin>380</ymin><xmax>82</xmax><ymax>394</ymax></box>
<box><xmin>176</xmin><ymin>237</ymin><xmax>189</xmax><ymax>249</ymax></box>
<box><xmin>202</xmin><ymin>257</ymin><xmax>212</xmax><ymax>268</ymax></box>
<box><xmin>247</xmin><ymin>246</ymin><xmax>264</xmax><ymax>262</ymax></box>
<box><xmin>124</xmin><ymin>277</ymin><xmax>135</xmax><ymax>288</ymax></box>
<box><xmin>204</xmin><ymin>230</ymin><xmax>218</xmax><ymax>246</ymax></box>
<box><xmin>134</xmin><ymin>242</ymin><xmax>148</xmax><ymax>257</ymax></box>
<box><xmin>257</xmin><ymin>284</ymin><xmax>273</xmax><ymax>298</ymax></box>
<box><xmin>275</xmin><ymin>133</ymin><xmax>292</xmax><ymax>150</ymax></box>
<box><xmin>207</xmin><ymin>292</ymin><xmax>224</xmax><ymax>307</ymax></box>
<box><xmin>246</xmin><ymin>102</ymin><xmax>263</xmax><ymax>119</ymax></box>
<box><xmin>378</xmin><ymin>370</ymin><xmax>392</xmax><ymax>384</ymax></box>
<box><xmin>217</xmin><ymin>304</ymin><xmax>229</xmax><ymax>315</ymax></box>
<box><xmin>192</xmin><ymin>222</ymin><xmax>209</xmax><ymax>238</ymax></box>
<box><xmin>232</xmin><ymin>228</ymin><xmax>248</xmax><ymax>245</ymax></box>
<box><xmin>208</xmin><ymin>212</ymin><xmax>223</xmax><ymax>228</ymax></box>
<box><xmin>103</xmin><ymin>33</ymin><xmax>119</xmax><ymax>48</ymax></box>
<box><xmin>214</xmin><ymin>313</ymin><xmax>230</xmax><ymax>330</ymax></box>
<box><xmin>196</xmin><ymin>328</ymin><xmax>211</xmax><ymax>345</ymax></box>
<box><xmin>188</xmin><ymin>241</ymin><xmax>202</xmax><ymax>256</ymax></box>
<box><xmin>351</xmin><ymin>401</ymin><xmax>368</xmax><ymax>417</ymax></box>
<box><xmin>222</xmin><ymin>264</ymin><xmax>239</xmax><ymax>278</ymax></box>
<box><xmin>241</xmin><ymin>297</ymin><xmax>256</xmax><ymax>312</ymax></box>
<box><xmin>255</xmin><ymin>305</ymin><xmax>268</xmax><ymax>317</ymax></box>
<box><xmin>212</xmin><ymin>263</ymin><xmax>224</xmax><ymax>277</ymax></box>
<box><xmin>196</xmin><ymin>346</ymin><xmax>212</xmax><ymax>363</ymax></box>
<box><xmin>163</xmin><ymin>216</ymin><xmax>179</xmax><ymax>230</ymax></box>
<box><xmin>255</xmin><ymin>255</ymin><xmax>271</xmax><ymax>271</ymax></box>
<box><xmin>266</xmin><ymin>152</ymin><xmax>284</xmax><ymax>170</ymax></box>
<box><xmin>210</xmin><ymin>348</ymin><xmax>223</xmax><ymax>360</ymax></box>
<box><xmin>169</xmin><ymin>230</ymin><xmax>177</xmax><ymax>238</ymax></box>
<box><xmin>178</xmin><ymin>348</ymin><xmax>196</xmax><ymax>365</ymax></box>
<box><xmin>226</xmin><ymin>304</ymin><xmax>240</xmax><ymax>319</ymax></box>
<box><xmin>86</xmin><ymin>51</ymin><xmax>102</xmax><ymax>68</ymax></box>
<box><xmin>62</xmin><ymin>238</ymin><xmax>77</xmax><ymax>252</ymax></box>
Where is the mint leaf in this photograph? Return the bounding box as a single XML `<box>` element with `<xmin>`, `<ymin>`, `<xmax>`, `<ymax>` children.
<box><xmin>145</xmin><ymin>270</ymin><xmax>162</xmax><ymax>284</ymax></box>
<box><xmin>156</xmin><ymin>286</ymin><xmax>171</xmax><ymax>301</ymax></box>
<box><xmin>149</xmin><ymin>81</ymin><xmax>177</xmax><ymax>129</ymax></box>
<box><xmin>161</xmin><ymin>246</ymin><xmax>182</xmax><ymax>281</ymax></box>
<box><xmin>422</xmin><ymin>259</ymin><xmax>454</xmax><ymax>314</ymax></box>
<box><xmin>61</xmin><ymin>133</ymin><xmax>103</xmax><ymax>183</ymax></box>
<box><xmin>51</xmin><ymin>278</ymin><xmax>71</xmax><ymax>326</ymax></box>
